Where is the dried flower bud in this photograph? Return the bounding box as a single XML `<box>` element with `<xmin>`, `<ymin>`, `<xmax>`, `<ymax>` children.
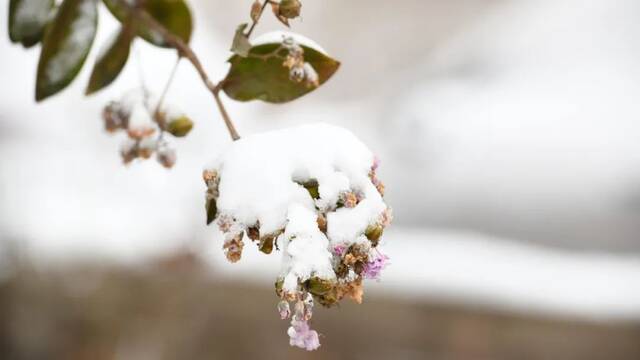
<box><xmin>156</xmin><ymin>145</ymin><xmax>177</xmax><ymax>169</ymax></box>
<box><xmin>120</xmin><ymin>139</ymin><xmax>138</xmax><ymax>164</ymax></box>
<box><xmin>138</xmin><ymin>137</ymin><xmax>157</xmax><ymax>159</ymax></box>
<box><xmin>278</xmin><ymin>0</ymin><xmax>302</xmax><ymax>19</ymax></box>
<box><xmin>339</xmin><ymin>191</ymin><xmax>358</xmax><ymax>208</ymax></box>
<box><xmin>250</xmin><ymin>0</ymin><xmax>262</xmax><ymax>22</ymax></box>
<box><xmin>270</xmin><ymin>2</ymin><xmax>290</xmax><ymax>27</ymax></box>
<box><xmin>223</xmin><ymin>232</ymin><xmax>244</xmax><ymax>263</ymax></box>
<box><xmin>166</xmin><ymin>115</ymin><xmax>193</xmax><ymax>137</ymax></box>
<box><xmin>102</xmin><ymin>102</ymin><xmax>124</xmax><ymax>133</ymax></box>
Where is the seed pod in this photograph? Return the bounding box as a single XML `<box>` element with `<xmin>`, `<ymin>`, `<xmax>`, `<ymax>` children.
<box><xmin>250</xmin><ymin>0</ymin><xmax>262</xmax><ymax>22</ymax></box>
<box><xmin>365</xmin><ymin>223</ymin><xmax>383</xmax><ymax>246</ymax></box>
<box><xmin>306</xmin><ymin>277</ymin><xmax>333</xmax><ymax>296</ymax></box>
<box><xmin>166</xmin><ymin>115</ymin><xmax>193</xmax><ymax>137</ymax></box>
<box><xmin>279</xmin><ymin>0</ymin><xmax>302</xmax><ymax>19</ymax></box>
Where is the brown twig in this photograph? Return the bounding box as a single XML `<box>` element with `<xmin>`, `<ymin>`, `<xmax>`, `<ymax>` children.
<box><xmin>130</xmin><ymin>5</ymin><xmax>241</xmax><ymax>141</ymax></box>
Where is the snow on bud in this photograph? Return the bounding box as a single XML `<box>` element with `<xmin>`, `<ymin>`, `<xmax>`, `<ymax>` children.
<box><xmin>302</xmin><ymin>62</ymin><xmax>319</xmax><ymax>88</ymax></box>
<box><xmin>156</xmin><ymin>144</ymin><xmax>177</xmax><ymax>169</ymax></box>
<box><xmin>102</xmin><ymin>102</ymin><xmax>125</xmax><ymax>133</ymax></box>
<box><xmin>127</xmin><ymin>104</ymin><xmax>155</xmax><ymax>140</ymax></box>
<box><xmin>223</xmin><ymin>232</ymin><xmax>244</xmax><ymax>263</ymax></box>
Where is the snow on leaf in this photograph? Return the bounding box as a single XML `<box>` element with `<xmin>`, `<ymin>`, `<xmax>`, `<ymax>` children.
<box><xmin>35</xmin><ymin>0</ymin><xmax>97</xmax><ymax>101</ymax></box>
<box><xmin>222</xmin><ymin>31</ymin><xmax>340</xmax><ymax>103</ymax></box>
<box><xmin>8</xmin><ymin>0</ymin><xmax>54</xmax><ymax>47</ymax></box>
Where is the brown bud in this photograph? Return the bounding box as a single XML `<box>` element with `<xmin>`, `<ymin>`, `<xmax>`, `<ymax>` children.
<box><xmin>316</xmin><ymin>213</ymin><xmax>327</xmax><ymax>233</ymax></box>
<box><xmin>279</xmin><ymin>0</ymin><xmax>302</xmax><ymax>19</ymax></box>
<box><xmin>250</xmin><ymin>0</ymin><xmax>262</xmax><ymax>22</ymax></box>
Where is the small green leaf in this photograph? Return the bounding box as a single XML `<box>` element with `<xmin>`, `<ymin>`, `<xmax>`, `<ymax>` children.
<box><xmin>35</xmin><ymin>0</ymin><xmax>97</xmax><ymax>101</ymax></box>
<box><xmin>222</xmin><ymin>39</ymin><xmax>340</xmax><ymax>103</ymax></box>
<box><xmin>103</xmin><ymin>0</ymin><xmax>193</xmax><ymax>48</ymax></box>
<box><xmin>86</xmin><ymin>23</ymin><xmax>134</xmax><ymax>95</ymax></box>
<box><xmin>9</xmin><ymin>0</ymin><xmax>54</xmax><ymax>47</ymax></box>
<box><xmin>230</xmin><ymin>23</ymin><xmax>251</xmax><ymax>57</ymax></box>
<box><xmin>206</xmin><ymin>197</ymin><xmax>217</xmax><ymax>225</ymax></box>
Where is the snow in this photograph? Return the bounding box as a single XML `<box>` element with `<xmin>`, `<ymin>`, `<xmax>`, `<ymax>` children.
<box><xmin>252</xmin><ymin>30</ymin><xmax>328</xmax><ymax>54</ymax></box>
<box><xmin>205</xmin><ymin>123</ymin><xmax>388</xmax><ymax>291</ymax></box>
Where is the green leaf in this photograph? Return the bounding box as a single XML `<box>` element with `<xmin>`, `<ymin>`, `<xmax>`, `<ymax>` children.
<box><xmin>85</xmin><ymin>23</ymin><xmax>134</xmax><ymax>95</ymax></box>
<box><xmin>230</xmin><ymin>23</ymin><xmax>251</xmax><ymax>57</ymax></box>
<box><xmin>8</xmin><ymin>0</ymin><xmax>55</xmax><ymax>47</ymax></box>
<box><xmin>103</xmin><ymin>0</ymin><xmax>192</xmax><ymax>48</ymax></box>
<box><xmin>35</xmin><ymin>0</ymin><xmax>97</xmax><ymax>101</ymax></box>
<box><xmin>222</xmin><ymin>40</ymin><xmax>340</xmax><ymax>103</ymax></box>
<box><xmin>206</xmin><ymin>197</ymin><xmax>217</xmax><ymax>225</ymax></box>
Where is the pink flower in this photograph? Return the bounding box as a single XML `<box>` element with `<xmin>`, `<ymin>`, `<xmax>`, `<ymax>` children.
<box><xmin>278</xmin><ymin>300</ymin><xmax>291</xmax><ymax>320</ymax></box>
<box><xmin>363</xmin><ymin>252</ymin><xmax>389</xmax><ymax>280</ymax></box>
<box><xmin>333</xmin><ymin>244</ymin><xmax>346</xmax><ymax>257</ymax></box>
<box><xmin>287</xmin><ymin>319</ymin><xmax>321</xmax><ymax>351</ymax></box>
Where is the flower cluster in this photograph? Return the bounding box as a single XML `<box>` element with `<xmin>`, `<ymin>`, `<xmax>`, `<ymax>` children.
<box><xmin>202</xmin><ymin>124</ymin><xmax>392</xmax><ymax>351</ymax></box>
<box><xmin>101</xmin><ymin>90</ymin><xmax>193</xmax><ymax>168</ymax></box>
<box><xmin>282</xmin><ymin>36</ymin><xmax>319</xmax><ymax>88</ymax></box>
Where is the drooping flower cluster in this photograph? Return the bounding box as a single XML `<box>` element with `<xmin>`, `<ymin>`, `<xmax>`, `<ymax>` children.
<box><xmin>101</xmin><ymin>89</ymin><xmax>193</xmax><ymax>168</ymax></box>
<box><xmin>203</xmin><ymin>123</ymin><xmax>392</xmax><ymax>351</ymax></box>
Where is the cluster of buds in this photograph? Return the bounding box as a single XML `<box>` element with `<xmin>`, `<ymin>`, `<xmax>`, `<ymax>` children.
<box><xmin>101</xmin><ymin>90</ymin><xmax>193</xmax><ymax>168</ymax></box>
<box><xmin>204</xmin><ymin>155</ymin><xmax>392</xmax><ymax>351</ymax></box>
<box><xmin>282</xmin><ymin>37</ymin><xmax>319</xmax><ymax>88</ymax></box>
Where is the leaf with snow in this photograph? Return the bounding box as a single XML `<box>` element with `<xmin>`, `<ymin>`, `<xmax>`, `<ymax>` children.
<box><xmin>86</xmin><ymin>23</ymin><xmax>134</xmax><ymax>95</ymax></box>
<box><xmin>35</xmin><ymin>0</ymin><xmax>97</xmax><ymax>101</ymax></box>
<box><xmin>8</xmin><ymin>0</ymin><xmax>54</xmax><ymax>47</ymax></box>
<box><xmin>230</xmin><ymin>23</ymin><xmax>251</xmax><ymax>57</ymax></box>
<box><xmin>222</xmin><ymin>31</ymin><xmax>340</xmax><ymax>103</ymax></box>
<box><xmin>103</xmin><ymin>0</ymin><xmax>193</xmax><ymax>48</ymax></box>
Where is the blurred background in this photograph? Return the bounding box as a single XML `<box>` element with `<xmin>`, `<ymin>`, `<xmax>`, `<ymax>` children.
<box><xmin>2</xmin><ymin>0</ymin><xmax>640</xmax><ymax>359</ymax></box>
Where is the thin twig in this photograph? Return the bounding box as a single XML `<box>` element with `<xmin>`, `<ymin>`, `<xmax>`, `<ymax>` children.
<box><xmin>154</xmin><ymin>56</ymin><xmax>181</xmax><ymax>121</ymax></box>
<box><xmin>246</xmin><ymin>0</ymin><xmax>272</xmax><ymax>38</ymax></box>
<box><xmin>127</xmin><ymin>3</ymin><xmax>241</xmax><ymax>141</ymax></box>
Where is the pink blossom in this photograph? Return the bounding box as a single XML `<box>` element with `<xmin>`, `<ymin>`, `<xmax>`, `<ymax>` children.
<box><xmin>363</xmin><ymin>252</ymin><xmax>389</xmax><ymax>280</ymax></box>
<box><xmin>333</xmin><ymin>244</ymin><xmax>346</xmax><ymax>257</ymax></box>
<box><xmin>278</xmin><ymin>300</ymin><xmax>291</xmax><ymax>320</ymax></box>
<box><xmin>287</xmin><ymin>319</ymin><xmax>321</xmax><ymax>351</ymax></box>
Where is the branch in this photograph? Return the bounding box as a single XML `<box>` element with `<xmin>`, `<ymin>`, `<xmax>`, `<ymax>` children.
<box><xmin>246</xmin><ymin>0</ymin><xmax>272</xmax><ymax>38</ymax></box>
<box><xmin>129</xmin><ymin>6</ymin><xmax>241</xmax><ymax>141</ymax></box>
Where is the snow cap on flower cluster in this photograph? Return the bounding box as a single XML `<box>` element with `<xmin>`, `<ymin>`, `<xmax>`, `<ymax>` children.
<box><xmin>204</xmin><ymin>123</ymin><xmax>391</xmax><ymax>350</ymax></box>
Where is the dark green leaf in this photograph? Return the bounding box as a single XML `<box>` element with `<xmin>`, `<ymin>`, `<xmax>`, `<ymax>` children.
<box><xmin>8</xmin><ymin>0</ymin><xmax>54</xmax><ymax>47</ymax></box>
<box><xmin>222</xmin><ymin>41</ymin><xmax>340</xmax><ymax>103</ymax></box>
<box><xmin>86</xmin><ymin>23</ymin><xmax>134</xmax><ymax>95</ymax></box>
<box><xmin>103</xmin><ymin>0</ymin><xmax>192</xmax><ymax>48</ymax></box>
<box><xmin>35</xmin><ymin>0</ymin><xmax>97</xmax><ymax>101</ymax></box>
<box><xmin>206</xmin><ymin>197</ymin><xmax>217</xmax><ymax>225</ymax></box>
